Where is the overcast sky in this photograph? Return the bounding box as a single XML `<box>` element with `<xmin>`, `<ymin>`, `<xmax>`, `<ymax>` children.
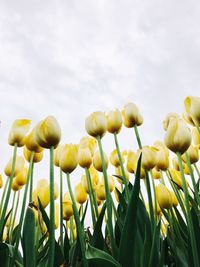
<box><xmin>0</xmin><ymin>0</ymin><xmax>199</xmax><ymax>192</ymax></box>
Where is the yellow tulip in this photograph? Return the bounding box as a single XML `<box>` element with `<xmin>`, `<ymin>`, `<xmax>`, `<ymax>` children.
<box><xmin>106</xmin><ymin>109</ymin><xmax>122</xmax><ymax>134</ymax></box>
<box><xmin>15</xmin><ymin>167</ymin><xmax>28</xmax><ymax>186</ymax></box>
<box><xmin>96</xmin><ymin>183</ymin><xmax>106</xmax><ymax>201</ymax></box>
<box><xmin>126</xmin><ymin>150</ymin><xmax>145</xmax><ymax>178</ymax></box>
<box><xmin>85</xmin><ymin>111</ymin><xmax>107</xmax><ymax>138</ymax></box>
<box><xmin>79</xmin><ymin>136</ymin><xmax>97</xmax><ymax>155</ymax></box>
<box><xmin>4</xmin><ymin>156</ymin><xmax>25</xmax><ymax>177</ymax></box>
<box><xmin>170</xmin><ymin>191</ymin><xmax>178</xmax><ymax>206</ymax></box>
<box><xmin>152</xmin><ymin>167</ymin><xmax>161</xmax><ymax>179</ymax></box>
<box><xmin>164</xmin><ymin>117</ymin><xmax>191</xmax><ymax>154</ymax></box>
<box><xmin>8</xmin><ymin>119</ymin><xmax>31</xmax><ymax>147</ymax></box>
<box><xmin>63</xmin><ymin>191</ymin><xmax>71</xmax><ymax>202</ymax></box>
<box><xmin>192</xmin><ymin>127</ymin><xmax>200</xmax><ymax>148</ymax></box>
<box><xmin>81</xmin><ymin>166</ymin><xmax>99</xmax><ymax>193</ymax></box>
<box><xmin>23</xmin><ymin>146</ymin><xmax>43</xmax><ymax>163</ymax></box>
<box><xmin>101</xmin><ymin>175</ymin><xmax>115</xmax><ymax>192</ymax></box>
<box><xmin>156</xmin><ymin>184</ymin><xmax>173</xmax><ymax>209</ymax></box>
<box><xmin>78</xmin><ymin>148</ymin><xmax>92</xmax><ymax>168</ymax></box>
<box><xmin>35</xmin><ymin>116</ymin><xmax>61</xmax><ymax>149</ymax></box>
<box><xmin>182</xmin><ymin>145</ymin><xmax>199</xmax><ymax>164</ymax></box>
<box><xmin>54</xmin><ymin>144</ymin><xmax>64</xmax><ymax>167</ymax></box>
<box><xmin>122</xmin><ymin>102</ymin><xmax>143</xmax><ymax>128</ymax></box>
<box><xmin>93</xmin><ymin>150</ymin><xmax>108</xmax><ymax>172</ymax></box>
<box><xmin>63</xmin><ymin>201</ymin><xmax>73</xmax><ymax>220</ymax></box>
<box><xmin>169</xmin><ymin>169</ymin><xmax>188</xmax><ymax>189</ymax></box>
<box><xmin>60</xmin><ymin>144</ymin><xmax>79</xmax><ymax>173</ymax></box>
<box><xmin>172</xmin><ymin>157</ymin><xmax>190</xmax><ymax>175</ymax></box>
<box><xmin>96</xmin><ymin>198</ymin><xmax>102</xmax><ymax>206</ymax></box>
<box><xmin>74</xmin><ymin>183</ymin><xmax>88</xmax><ymax>204</ymax></box>
<box><xmin>163</xmin><ymin>113</ymin><xmax>179</xmax><ymax>130</ymax></box>
<box><xmin>25</xmin><ymin>127</ymin><xmax>43</xmax><ymax>153</ymax></box>
<box><xmin>54</xmin><ymin>203</ymin><xmax>59</xmax><ymax>229</ymax></box>
<box><xmin>136</xmin><ymin>146</ymin><xmax>157</xmax><ymax>170</ymax></box>
<box><xmin>184</xmin><ymin>96</ymin><xmax>200</xmax><ymax>126</ymax></box>
<box><xmin>0</xmin><ymin>174</ymin><xmax>3</xmax><ymax>188</ymax></box>
<box><xmin>153</xmin><ymin>141</ymin><xmax>169</xmax><ymax>170</ymax></box>
<box><xmin>12</xmin><ymin>178</ymin><xmax>22</xmax><ymax>191</ymax></box>
<box><xmin>110</xmin><ymin>149</ymin><xmax>124</xmax><ymax>167</ymax></box>
<box><xmin>32</xmin><ymin>180</ymin><xmax>51</xmax><ymax>208</ymax></box>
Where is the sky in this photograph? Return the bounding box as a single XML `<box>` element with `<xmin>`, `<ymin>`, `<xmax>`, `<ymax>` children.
<box><xmin>0</xmin><ymin>0</ymin><xmax>199</xmax><ymax>196</ymax></box>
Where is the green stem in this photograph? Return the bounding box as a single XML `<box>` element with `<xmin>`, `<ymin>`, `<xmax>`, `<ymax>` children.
<box><xmin>8</xmin><ymin>191</ymin><xmax>16</xmax><ymax>242</ymax></box>
<box><xmin>150</xmin><ymin>170</ymin><xmax>157</xmax><ymax>224</ymax></box>
<box><xmin>145</xmin><ymin>171</ymin><xmax>155</xmax><ymax>228</ymax></box>
<box><xmin>59</xmin><ymin>168</ymin><xmax>64</xmax><ymax>253</ymax></box>
<box><xmin>69</xmin><ymin>216</ymin><xmax>74</xmax><ymax>245</ymax></box>
<box><xmin>177</xmin><ymin>152</ymin><xmax>199</xmax><ymax>267</ymax></box>
<box><xmin>48</xmin><ymin>146</ymin><xmax>55</xmax><ymax>267</ymax></box>
<box><xmin>194</xmin><ymin>163</ymin><xmax>200</xmax><ymax>179</ymax></box>
<box><xmin>0</xmin><ymin>178</ymin><xmax>9</xmax><ymax>215</ymax></box>
<box><xmin>114</xmin><ymin>133</ymin><xmax>129</xmax><ymax>201</ymax></box>
<box><xmin>134</xmin><ymin>125</ymin><xmax>142</xmax><ymax>149</ymax></box>
<box><xmin>0</xmin><ymin>143</ymin><xmax>17</xmax><ymax>238</ymax></box>
<box><xmin>10</xmin><ymin>190</ymin><xmax>20</xmax><ymax>242</ymax></box>
<box><xmin>29</xmin><ymin>160</ymin><xmax>35</xmax><ymax>202</ymax></box>
<box><xmin>97</xmin><ymin>136</ymin><xmax>116</xmax><ymax>257</ymax></box>
<box><xmin>160</xmin><ymin>171</ymin><xmax>166</xmax><ymax>185</ymax></box>
<box><xmin>66</xmin><ymin>173</ymin><xmax>88</xmax><ymax>267</ymax></box>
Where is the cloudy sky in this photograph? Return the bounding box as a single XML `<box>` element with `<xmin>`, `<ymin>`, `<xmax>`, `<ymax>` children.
<box><xmin>0</xmin><ymin>0</ymin><xmax>199</xmax><ymax>191</ymax></box>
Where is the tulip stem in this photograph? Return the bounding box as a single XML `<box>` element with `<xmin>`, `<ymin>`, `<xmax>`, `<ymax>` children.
<box><xmin>194</xmin><ymin>163</ymin><xmax>200</xmax><ymax>179</ymax></box>
<box><xmin>29</xmin><ymin>160</ymin><xmax>35</xmax><ymax>202</ymax></box>
<box><xmin>96</xmin><ymin>136</ymin><xmax>116</xmax><ymax>257</ymax></box>
<box><xmin>177</xmin><ymin>152</ymin><xmax>199</xmax><ymax>267</ymax></box>
<box><xmin>145</xmin><ymin>171</ymin><xmax>155</xmax><ymax>229</ymax></box>
<box><xmin>66</xmin><ymin>173</ymin><xmax>88</xmax><ymax>267</ymax></box>
<box><xmin>48</xmin><ymin>146</ymin><xmax>55</xmax><ymax>267</ymax></box>
<box><xmin>0</xmin><ymin>143</ymin><xmax>17</xmax><ymax>239</ymax></box>
<box><xmin>134</xmin><ymin>125</ymin><xmax>142</xmax><ymax>149</ymax></box>
<box><xmin>59</xmin><ymin>168</ymin><xmax>64</xmax><ymax>253</ymax></box>
<box><xmin>114</xmin><ymin>133</ymin><xmax>130</xmax><ymax>201</ymax></box>
<box><xmin>10</xmin><ymin>190</ymin><xmax>20</xmax><ymax>242</ymax></box>
<box><xmin>10</xmin><ymin>151</ymin><xmax>34</xmax><ymax>267</ymax></box>
<box><xmin>0</xmin><ymin>178</ymin><xmax>9</xmax><ymax>215</ymax></box>
<box><xmin>150</xmin><ymin>170</ymin><xmax>157</xmax><ymax>224</ymax></box>
<box><xmin>8</xmin><ymin>191</ymin><xmax>16</xmax><ymax>242</ymax></box>
<box><xmin>160</xmin><ymin>171</ymin><xmax>166</xmax><ymax>185</ymax></box>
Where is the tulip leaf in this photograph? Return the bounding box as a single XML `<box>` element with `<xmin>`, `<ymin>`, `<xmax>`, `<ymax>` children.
<box><xmin>38</xmin><ymin>198</ymin><xmax>50</xmax><ymax>231</ymax></box>
<box><xmin>54</xmin><ymin>241</ymin><xmax>64</xmax><ymax>267</ymax></box>
<box><xmin>0</xmin><ymin>209</ymin><xmax>12</xmax><ymax>241</ymax></box>
<box><xmin>63</xmin><ymin>228</ymin><xmax>70</xmax><ymax>262</ymax></box>
<box><xmin>118</xmin><ymin>154</ymin><xmax>142</xmax><ymax>267</ymax></box>
<box><xmin>0</xmin><ymin>242</ymin><xmax>23</xmax><ymax>267</ymax></box>
<box><xmin>148</xmin><ymin>221</ymin><xmax>161</xmax><ymax>267</ymax></box>
<box><xmin>81</xmin><ymin>200</ymin><xmax>89</xmax><ymax>225</ymax></box>
<box><xmin>86</xmin><ymin>243</ymin><xmax>121</xmax><ymax>267</ymax></box>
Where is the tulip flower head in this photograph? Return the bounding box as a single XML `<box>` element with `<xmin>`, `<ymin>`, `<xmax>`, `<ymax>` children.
<box><xmin>122</xmin><ymin>102</ymin><xmax>143</xmax><ymax>128</ymax></box>
<box><xmin>93</xmin><ymin>150</ymin><xmax>108</xmax><ymax>172</ymax></box>
<box><xmin>60</xmin><ymin>144</ymin><xmax>79</xmax><ymax>173</ymax></box>
<box><xmin>156</xmin><ymin>184</ymin><xmax>173</xmax><ymax>209</ymax></box>
<box><xmin>78</xmin><ymin>148</ymin><xmax>92</xmax><ymax>168</ymax></box>
<box><xmin>184</xmin><ymin>96</ymin><xmax>200</xmax><ymax>127</ymax></box>
<box><xmin>106</xmin><ymin>109</ymin><xmax>122</xmax><ymax>134</ymax></box>
<box><xmin>85</xmin><ymin>111</ymin><xmax>107</xmax><ymax>138</ymax></box>
<box><xmin>4</xmin><ymin>156</ymin><xmax>25</xmax><ymax>177</ymax></box>
<box><xmin>8</xmin><ymin>119</ymin><xmax>31</xmax><ymax>147</ymax></box>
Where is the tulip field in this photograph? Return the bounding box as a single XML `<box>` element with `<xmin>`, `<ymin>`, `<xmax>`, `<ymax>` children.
<box><xmin>0</xmin><ymin>96</ymin><xmax>200</xmax><ymax>267</ymax></box>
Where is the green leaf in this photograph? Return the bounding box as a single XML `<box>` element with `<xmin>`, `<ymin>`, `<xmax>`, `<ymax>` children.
<box><xmin>81</xmin><ymin>200</ymin><xmax>89</xmax><ymax>225</ymax></box>
<box><xmin>38</xmin><ymin>198</ymin><xmax>50</xmax><ymax>232</ymax></box>
<box><xmin>63</xmin><ymin>228</ymin><xmax>70</xmax><ymax>262</ymax></box>
<box><xmin>86</xmin><ymin>243</ymin><xmax>121</xmax><ymax>267</ymax></box>
<box><xmin>118</xmin><ymin>154</ymin><xmax>142</xmax><ymax>267</ymax></box>
<box><xmin>0</xmin><ymin>243</ymin><xmax>23</xmax><ymax>267</ymax></box>
<box><xmin>22</xmin><ymin>207</ymin><xmax>36</xmax><ymax>267</ymax></box>
<box><xmin>148</xmin><ymin>221</ymin><xmax>161</xmax><ymax>267</ymax></box>
<box><xmin>0</xmin><ymin>209</ymin><xmax>12</xmax><ymax>241</ymax></box>
<box><xmin>54</xmin><ymin>241</ymin><xmax>64</xmax><ymax>267</ymax></box>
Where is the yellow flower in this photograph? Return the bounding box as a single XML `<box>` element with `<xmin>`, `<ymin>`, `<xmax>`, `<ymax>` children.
<box><xmin>93</xmin><ymin>150</ymin><xmax>108</xmax><ymax>172</ymax></box>
<box><xmin>152</xmin><ymin>167</ymin><xmax>161</xmax><ymax>179</ymax></box>
<box><xmin>74</xmin><ymin>183</ymin><xmax>88</xmax><ymax>204</ymax></box>
<box><xmin>136</xmin><ymin>146</ymin><xmax>157</xmax><ymax>170</ymax></box>
<box><xmin>54</xmin><ymin>144</ymin><xmax>64</xmax><ymax>167</ymax></box>
<box><xmin>170</xmin><ymin>191</ymin><xmax>178</xmax><ymax>206</ymax></box>
<box><xmin>85</xmin><ymin>112</ymin><xmax>107</xmax><ymax>138</ymax></box>
<box><xmin>81</xmin><ymin>166</ymin><xmax>99</xmax><ymax>193</ymax></box>
<box><xmin>23</xmin><ymin>146</ymin><xmax>43</xmax><ymax>163</ymax></box>
<box><xmin>163</xmin><ymin>113</ymin><xmax>179</xmax><ymax>130</ymax></box>
<box><xmin>169</xmin><ymin>169</ymin><xmax>188</xmax><ymax>189</ymax></box>
<box><xmin>54</xmin><ymin>203</ymin><xmax>59</xmax><ymax>229</ymax></box>
<box><xmin>115</xmin><ymin>167</ymin><xmax>130</xmax><ymax>184</ymax></box>
<box><xmin>172</xmin><ymin>157</ymin><xmax>190</xmax><ymax>175</ymax></box>
<box><xmin>164</xmin><ymin>117</ymin><xmax>191</xmax><ymax>154</ymax></box>
<box><xmin>12</xmin><ymin>178</ymin><xmax>22</xmax><ymax>191</ymax></box>
<box><xmin>192</xmin><ymin>128</ymin><xmax>200</xmax><ymax>148</ymax></box>
<box><xmin>182</xmin><ymin>145</ymin><xmax>199</xmax><ymax>164</ymax></box>
<box><xmin>101</xmin><ymin>175</ymin><xmax>115</xmax><ymax>192</ymax></box>
<box><xmin>106</xmin><ymin>109</ymin><xmax>122</xmax><ymax>134</ymax></box>
<box><xmin>114</xmin><ymin>186</ymin><xmax>121</xmax><ymax>203</ymax></box>
<box><xmin>184</xmin><ymin>96</ymin><xmax>200</xmax><ymax>126</ymax></box>
<box><xmin>35</xmin><ymin>116</ymin><xmax>61</xmax><ymax>149</ymax></box>
<box><xmin>96</xmin><ymin>183</ymin><xmax>106</xmax><ymax>201</ymax></box>
<box><xmin>122</xmin><ymin>103</ymin><xmax>143</xmax><ymax>128</ymax></box>
<box><xmin>153</xmin><ymin>141</ymin><xmax>169</xmax><ymax>170</ymax></box>
<box><xmin>110</xmin><ymin>149</ymin><xmax>124</xmax><ymax>167</ymax></box>
<box><xmin>4</xmin><ymin>156</ymin><xmax>25</xmax><ymax>177</ymax></box>
<box><xmin>60</xmin><ymin>144</ymin><xmax>79</xmax><ymax>173</ymax></box>
<box><xmin>78</xmin><ymin>148</ymin><xmax>92</xmax><ymax>168</ymax></box>
<box><xmin>15</xmin><ymin>167</ymin><xmax>28</xmax><ymax>186</ymax></box>
<box><xmin>126</xmin><ymin>150</ymin><xmax>145</xmax><ymax>178</ymax></box>
<box><xmin>0</xmin><ymin>174</ymin><xmax>3</xmax><ymax>188</ymax></box>
<box><xmin>79</xmin><ymin>136</ymin><xmax>97</xmax><ymax>155</ymax></box>
<box><xmin>8</xmin><ymin>119</ymin><xmax>31</xmax><ymax>147</ymax></box>
<box><xmin>156</xmin><ymin>184</ymin><xmax>173</xmax><ymax>209</ymax></box>
<box><xmin>63</xmin><ymin>200</ymin><xmax>73</xmax><ymax>220</ymax></box>
<box><xmin>25</xmin><ymin>127</ymin><xmax>43</xmax><ymax>153</ymax></box>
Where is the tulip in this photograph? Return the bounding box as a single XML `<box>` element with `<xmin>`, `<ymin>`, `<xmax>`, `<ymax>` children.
<box><xmin>192</xmin><ymin>127</ymin><xmax>200</xmax><ymax>148</ymax></box>
<box><xmin>15</xmin><ymin>167</ymin><xmax>28</xmax><ymax>186</ymax></box>
<box><xmin>78</xmin><ymin>148</ymin><xmax>92</xmax><ymax>168</ymax></box>
<box><xmin>110</xmin><ymin>149</ymin><xmax>124</xmax><ymax>167</ymax></box>
<box><xmin>126</xmin><ymin>150</ymin><xmax>145</xmax><ymax>178</ymax></box>
<box><xmin>79</xmin><ymin>136</ymin><xmax>97</xmax><ymax>155</ymax></box>
<box><xmin>35</xmin><ymin>116</ymin><xmax>61</xmax><ymax>149</ymax></box>
<box><xmin>153</xmin><ymin>141</ymin><xmax>169</xmax><ymax>170</ymax></box>
<box><xmin>163</xmin><ymin>113</ymin><xmax>180</xmax><ymax>130</ymax></box>
<box><xmin>172</xmin><ymin>157</ymin><xmax>190</xmax><ymax>175</ymax></box>
<box><xmin>85</xmin><ymin>111</ymin><xmax>107</xmax><ymax>138</ymax></box>
<box><xmin>114</xmin><ymin>186</ymin><xmax>121</xmax><ymax>203</ymax></box>
<box><xmin>93</xmin><ymin>150</ymin><xmax>108</xmax><ymax>172</ymax></box>
<box><xmin>63</xmin><ymin>201</ymin><xmax>73</xmax><ymax>220</ymax></box>
<box><xmin>74</xmin><ymin>183</ymin><xmax>88</xmax><ymax>204</ymax></box>
<box><xmin>54</xmin><ymin>144</ymin><xmax>64</xmax><ymax>167</ymax></box>
<box><xmin>184</xmin><ymin>96</ymin><xmax>200</xmax><ymax>126</ymax></box>
<box><xmin>4</xmin><ymin>156</ymin><xmax>25</xmax><ymax>177</ymax></box>
<box><xmin>81</xmin><ymin>167</ymin><xmax>99</xmax><ymax>193</ymax></box>
<box><xmin>164</xmin><ymin>117</ymin><xmax>191</xmax><ymax>154</ymax></box>
<box><xmin>96</xmin><ymin>183</ymin><xmax>106</xmax><ymax>201</ymax></box>
<box><xmin>101</xmin><ymin>175</ymin><xmax>115</xmax><ymax>192</ymax></box>
<box><xmin>122</xmin><ymin>103</ymin><xmax>143</xmax><ymax>127</ymax></box>
<box><xmin>170</xmin><ymin>191</ymin><xmax>178</xmax><ymax>206</ymax></box>
<box><xmin>182</xmin><ymin>145</ymin><xmax>199</xmax><ymax>164</ymax></box>
<box><xmin>60</xmin><ymin>144</ymin><xmax>79</xmax><ymax>173</ymax></box>
<box><xmin>25</xmin><ymin>127</ymin><xmax>43</xmax><ymax>153</ymax></box>
<box><xmin>155</xmin><ymin>184</ymin><xmax>173</xmax><ymax>209</ymax></box>
<box><xmin>8</xmin><ymin>119</ymin><xmax>31</xmax><ymax>147</ymax></box>
<box><xmin>152</xmin><ymin>167</ymin><xmax>161</xmax><ymax>179</ymax></box>
<box><xmin>0</xmin><ymin>174</ymin><xmax>3</xmax><ymax>188</ymax></box>
<box><xmin>23</xmin><ymin>146</ymin><xmax>43</xmax><ymax>163</ymax></box>
<box><xmin>12</xmin><ymin>178</ymin><xmax>22</xmax><ymax>191</ymax></box>
<box><xmin>136</xmin><ymin>146</ymin><xmax>157</xmax><ymax>170</ymax></box>
<box><xmin>169</xmin><ymin>169</ymin><xmax>188</xmax><ymax>189</ymax></box>
<box><xmin>106</xmin><ymin>109</ymin><xmax>122</xmax><ymax>134</ymax></box>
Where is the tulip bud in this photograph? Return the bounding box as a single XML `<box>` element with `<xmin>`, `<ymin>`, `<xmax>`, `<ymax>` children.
<box><xmin>79</xmin><ymin>136</ymin><xmax>97</xmax><ymax>155</ymax></box>
<box><xmin>78</xmin><ymin>148</ymin><xmax>92</xmax><ymax>168</ymax></box>
<box><xmin>182</xmin><ymin>145</ymin><xmax>199</xmax><ymax>164</ymax></box>
<box><xmin>74</xmin><ymin>183</ymin><xmax>88</xmax><ymax>204</ymax></box>
<box><xmin>96</xmin><ymin>183</ymin><xmax>106</xmax><ymax>201</ymax></box>
<box><xmin>110</xmin><ymin>149</ymin><xmax>124</xmax><ymax>167</ymax></box>
<box><xmin>184</xmin><ymin>96</ymin><xmax>200</xmax><ymax>127</ymax></box>
<box><xmin>4</xmin><ymin>156</ymin><xmax>25</xmax><ymax>177</ymax></box>
<box><xmin>101</xmin><ymin>175</ymin><xmax>115</xmax><ymax>192</ymax></box>
<box><xmin>23</xmin><ymin>146</ymin><xmax>43</xmax><ymax>163</ymax></box>
<box><xmin>93</xmin><ymin>150</ymin><xmax>108</xmax><ymax>172</ymax></box>
<box><xmin>25</xmin><ymin>127</ymin><xmax>43</xmax><ymax>153</ymax></box>
<box><xmin>152</xmin><ymin>167</ymin><xmax>161</xmax><ymax>179</ymax></box>
<box><xmin>0</xmin><ymin>175</ymin><xmax>3</xmax><ymax>188</ymax></box>
<box><xmin>15</xmin><ymin>167</ymin><xmax>28</xmax><ymax>186</ymax></box>
<box><xmin>156</xmin><ymin>184</ymin><xmax>173</xmax><ymax>209</ymax></box>
<box><xmin>53</xmin><ymin>144</ymin><xmax>63</xmax><ymax>167</ymax></box>
<box><xmin>136</xmin><ymin>146</ymin><xmax>157</xmax><ymax>170</ymax></box>
<box><xmin>163</xmin><ymin>113</ymin><xmax>179</xmax><ymax>130</ymax></box>
<box><xmin>170</xmin><ymin>191</ymin><xmax>178</xmax><ymax>206</ymax></box>
<box><xmin>106</xmin><ymin>109</ymin><xmax>122</xmax><ymax>134</ymax></box>
<box><xmin>164</xmin><ymin>117</ymin><xmax>191</xmax><ymax>154</ymax></box>
<box><xmin>8</xmin><ymin>119</ymin><xmax>31</xmax><ymax>147</ymax></box>
<box><xmin>35</xmin><ymin>116</ymin><xmax>61</xmax><ymax>149</ymax></box>
<box><xmin>169</xmin><ymin>169</ymin><xmax>188</xmax><ymax>189</ymax></box>
<box><xmin>60</xmin><ymin>144</ymin><xmax>79</xmax><ymax>173</ymax></box>
<box><xmin>172</xmin><ymin>157</ymin><xmax>190</xmax><ymax>175</ymax></box>
<box><xmin>153</xmin><ymin>141</ymin><xmax>169</xmax><ymax>170</ymax></box>
<box><xmin>63</xmin><ymin>201</ymin><xmax>73</xmax><ymax>220</ymax></box>
<box><xmin>192</xmin><ymin>128</ymin><xmax>200</xmax><ymax>148</ymax></box>
<box><xmin>12</xmin><ymin>178</ymin><xmax>23</xmax><ymax>191</ymax></box>
<box><xmin>85</xmin><ymin>112</ymin><xmax>107</xmax><ymax>138</ymax></box>
<box><xmin>122</xmin><ymin>103</ymin><xmax>143</xmax><ymax>128</ymax></box>
<box><xmin>126</xmin><ymin>150</ymin><xmax>145</xmax><ymax>178</ymax></box>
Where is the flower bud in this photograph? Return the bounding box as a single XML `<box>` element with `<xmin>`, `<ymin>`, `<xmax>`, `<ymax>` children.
<box><xmin>153</xmin><ymin>141</ymin><xmax>169</xmax><ymax>170</ymax></box>
<box><xmin>164</xmin><ymin>117</ymin><xmax>191</xmax><ymax>154</ymax></box>
<box><xmin>106</xmin><ymin>109</ymin><xmax>122</xmax><ymax>134</ymax></box>
<box><xmin>169</xmin><ymin>169</ymin><xmax>188</xmax><ymax>189</ymax></box>
<box><xmin>85</xmin><ymin>112</ymin><xmax>107</xmax><ymax>138</ymax></box>
<box><xmin>54</xmin><ymin>203</ymin><xmax>59</xmax><ymax>229</ymax></box>
<box><xmin>8</xmin><ymin>119</ymin><xmax>31</xmax><ymax>147</ymax></box>
<box><xmin>172</xmin><ymin>157</ymin><xmax>190</xmax><ymax>175</ymax></box>
<box><xmin>122</xmin><ymin>103</ymin><xmax>143</xmax><ymax>127</ymax></box>
<box><xmin>170</xmin><ymin>191</ymin><xmax>178</xmax><ymax>206</ymax></box>
<box><xmin>184</xmin><ymin>96</ymin><xmax>200</xmax><ymax>127</ymax></box>
<box><xmin>96</xmin><ymin>183</ymin><xmax>106</xmax><ymax>201</ymax></box>
<box><xmin>23</xmin><ymin>146</ymin><xmax>43</xmax><ymax>163</ymax></box>
<box><xmin>182</xmin><ymin>145</ymin><xmax>199</xmax><ymax>164</ymax></box>
<box><xmin>156</xmin><ymin>184</ymin><xmax>173</xmax><ymax>209</ymax></box>
<box><xmin>35</xmin><ymin>116</ymin><xmax>61</xmax><ymax>149</ymax></box>
<box><xmin>15</xmin><ymin>167</ymin><xmax>28</xmax><ymax>186</ymax></box>
<box><xmin>12</xmin><ymin>178</ymin><xmax>23</xmax><ymax>191</ymax></box>
<box><xmin>78</xmin><ymin>148</ymin><xmax>92</xmax><ymax>168</ymax></box>
<box><xmin>63</xmin><ymin>201</ymin><xmax>73</xmax><ymax>220</ymax></box>
<box><xmin>110</xmin><ymin>149</ymin><xmax>124</xmax><ymax>167</ymax></box>
<box><xmin>126</xmin><ymin>150</ymin><xmax>145</xmax><ymax>178</ymax></box>
<box><xmin>152</xmin><ymin>167</ymin><xmax>161</xmax><ymax>179</ymax></box>
<box><xmin>101</xmin><ymin>175</ymin><xmax>115</xmax><ymax>192</ymax></box>
<box><xmin>74</xmin><ymin>183</ymin><xmax>88</xmax><ymax>204</ymax></box>
<box><xmin>60</xmin><ymin>144</ymin><xmax>79</xmax><ymax>173</ymax></box>
<box><xmin>136</xmin><ymin>146</ymin><xmax>157</xmax><ymax>170</ymax></box>
<box><xmin>25</xmin><ymin>127</ymin><xmax>43</xmax><ymax>153</ymax></box>
<box><xmin>93</xmin><ymin>150</ymin><xmax>108</xmax><ymax>172</ymax></box>
<box><xmin>4</xmin><ymin>156</ymin><xmax>25</xmax><ymax>177</ymax></box>
<box><xmin>54</xmin><ymin>144</ymin><xmax>64</xmax><ymax>167</ymax></box>
<box><xmin>163</xmin><ymin>113</ymin><xmax>179</xmax><ymax>130</ymax></box>
<box><xmin>79</xmin><ymin>136</ymin><xmax>97</xmax><ymax>155</ymax></box>
<box><xmin>81</xmin><ymin>166</ymin><xmax>99</xmax><ymax>193</ymax></box>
